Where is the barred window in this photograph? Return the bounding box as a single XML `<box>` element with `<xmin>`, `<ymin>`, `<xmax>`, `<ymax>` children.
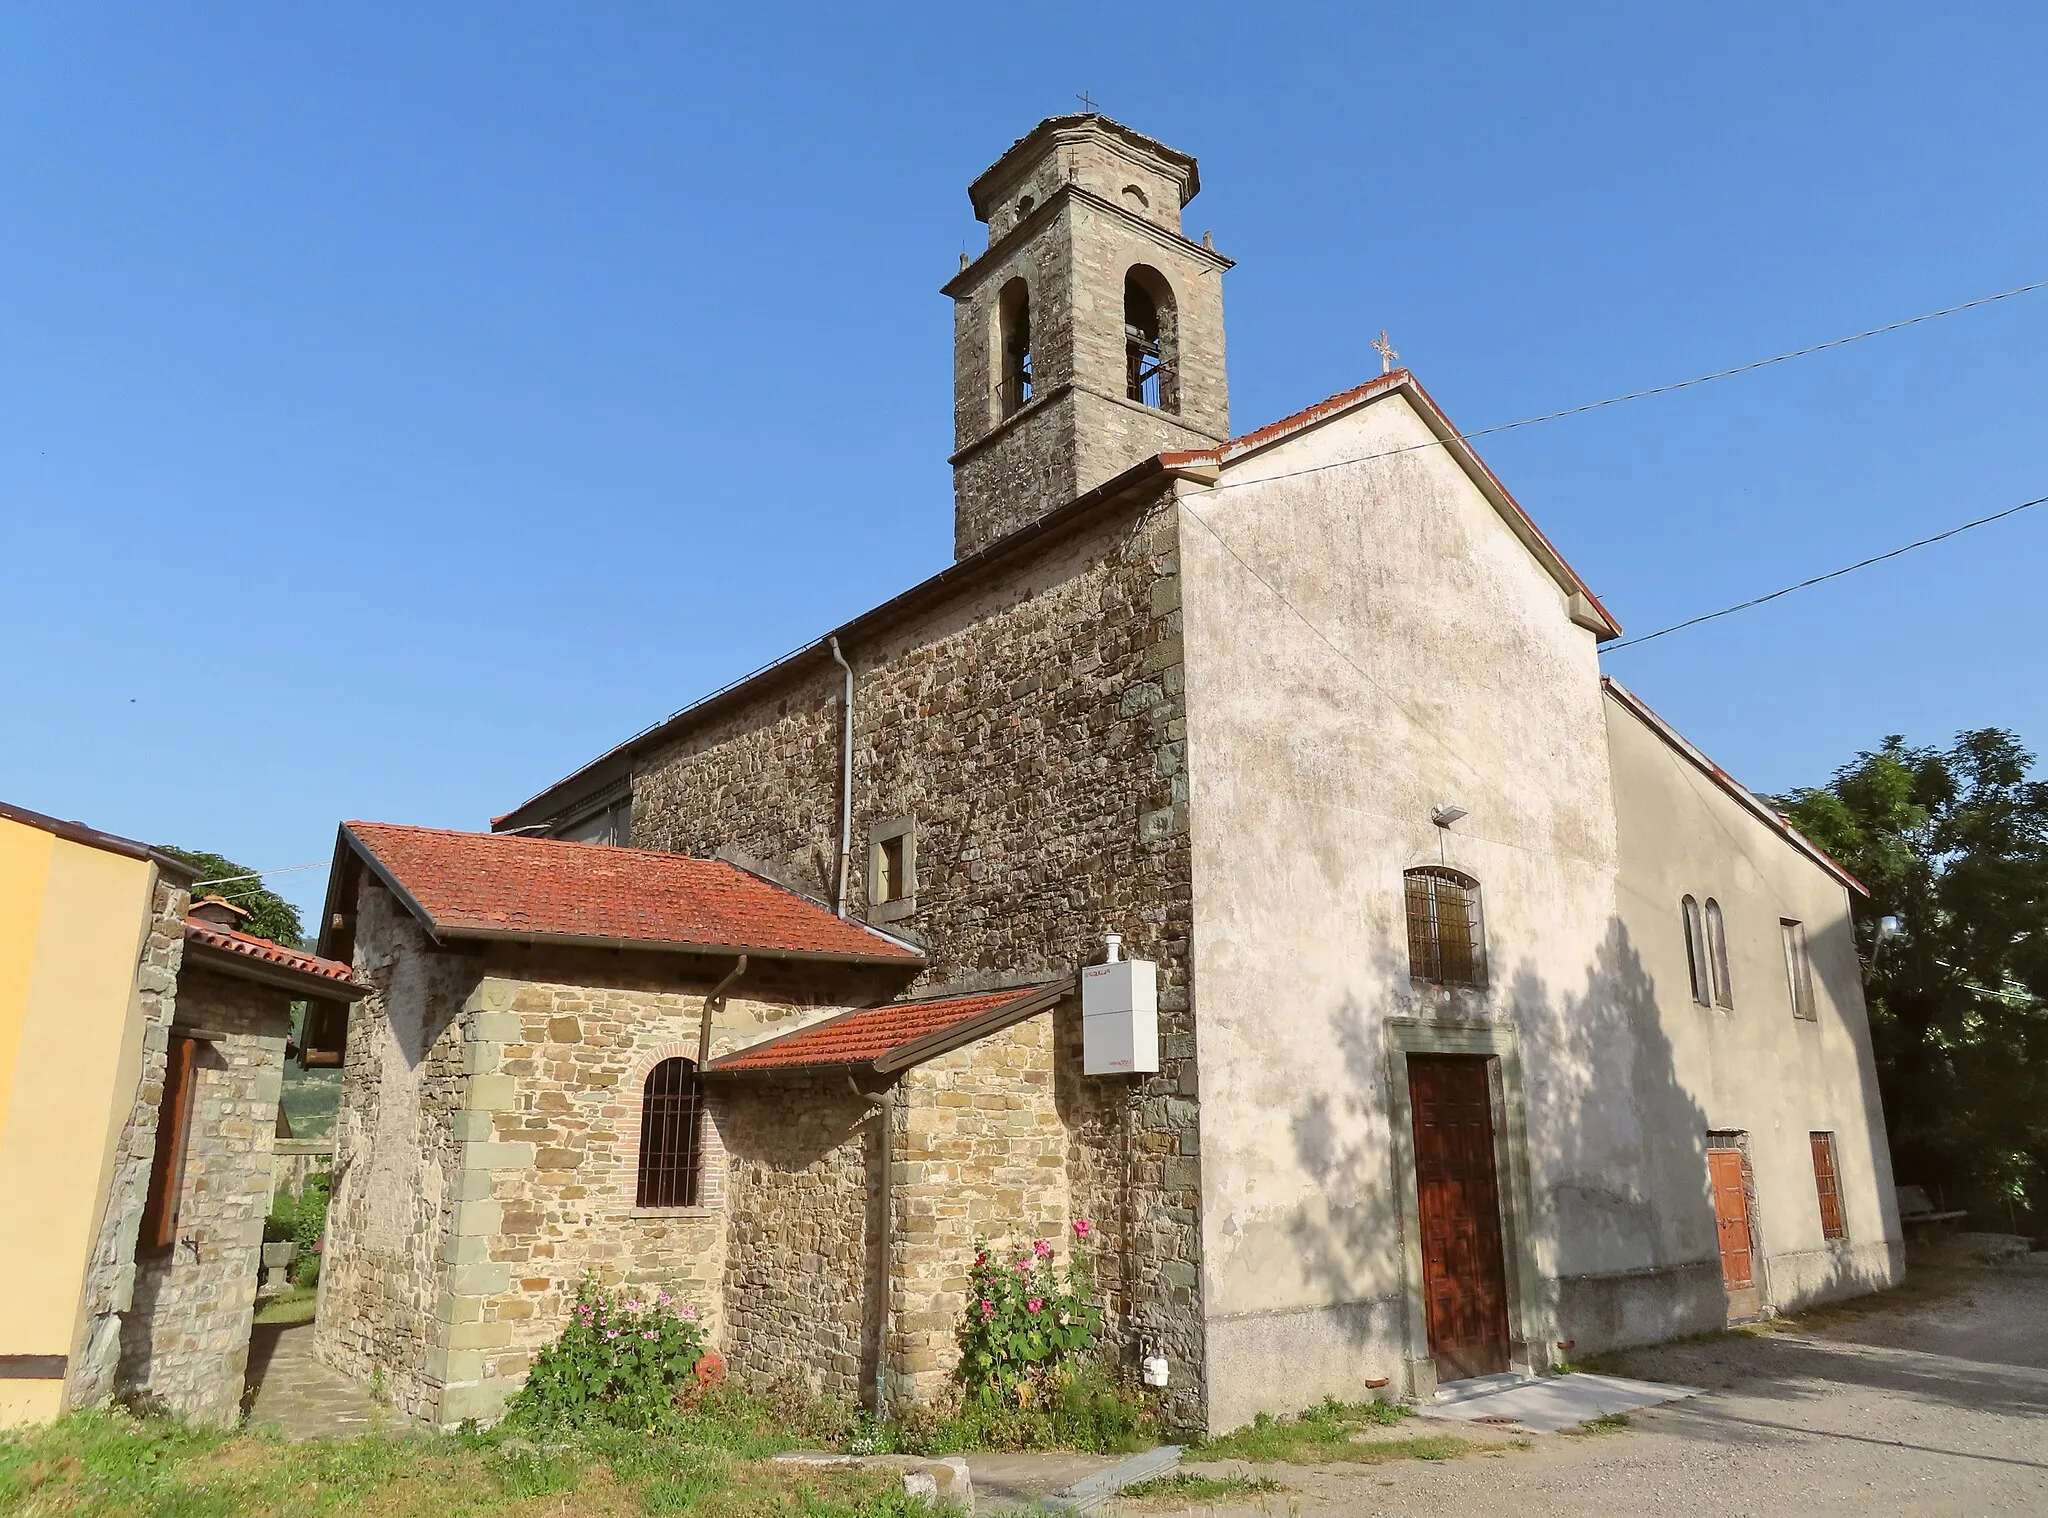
<box><xmin>1404</xmin><ymin>868</ymin><xmax>1486</xmax><ymax>987</ymax></box>
<box><xmin>636</xmin><ymin>1057</ymin><xmax>705</xmax><ymax>1208</ymax></box>
<box><xmin>1811</xmin><ymin>1131</ymin><xmax>1846</xmax><ymax>1240</ymax></box>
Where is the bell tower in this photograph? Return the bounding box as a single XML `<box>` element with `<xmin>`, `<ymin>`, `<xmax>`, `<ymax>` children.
<box><xmin>943</xmin><ymin>115</ymin><xmax>1232</xmax><ymax>560</ymax></box>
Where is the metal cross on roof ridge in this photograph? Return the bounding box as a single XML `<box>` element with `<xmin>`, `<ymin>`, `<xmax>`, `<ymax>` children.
<box><xmin>1076</xmin><ymin>90</ymin><xmax>1098</xmax><ymax>112</ymax></box>
<box><xmin>1374</xmin><ymin>329</ymin><xmax>1400</xmax><ymax>375</ymax></box>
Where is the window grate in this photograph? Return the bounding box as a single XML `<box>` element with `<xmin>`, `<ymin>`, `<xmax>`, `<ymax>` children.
<box><xmin>636</xmin><ymin>1057</ymin><xmax>704</xmax><ymax>1209</ymax></box>
<box><xmin>1811</xmin><ymin>1131</ymin><xmax>1846</xmax><ymax>1240</ymax></box>
<box><xmin>1404</xmin><ymin>868</ymin><xmax>1486</xmax><ymax>987</ymax></box>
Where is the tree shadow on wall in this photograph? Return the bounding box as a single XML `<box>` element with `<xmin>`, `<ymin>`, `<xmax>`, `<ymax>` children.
<box><xmin>1284</xmin><ymin>918</ymin><xmax>1786</xmax><ymax>1360</ymax></box>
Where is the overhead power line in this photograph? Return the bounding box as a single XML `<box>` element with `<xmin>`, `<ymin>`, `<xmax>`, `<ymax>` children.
<box><xmin>192</xmin><ymin>861</ymin><xmax>330</xmax><ymax>889</ymax></box>
<box><xmin>1208</xmin><ymin>276</ymin><xmax>2048</xmax><ymax>495</ymax></box>
<box><xmin>1604</xmin><ymin>493</ymin><xmax>2048</xmax><ymax>651</ymax></box>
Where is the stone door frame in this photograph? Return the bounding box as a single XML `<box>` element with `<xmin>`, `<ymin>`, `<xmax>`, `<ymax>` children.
<box><xmin>1384</xmin><ymin>1018</ymin><xmax>1546</xmax><ymax>1399</ymax></box>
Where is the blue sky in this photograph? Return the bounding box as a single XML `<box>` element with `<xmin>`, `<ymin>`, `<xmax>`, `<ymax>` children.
<box><xmin>4</xmin><ymin>3</ymin><xmax>2043</xmax><ymax>923</ymax></box>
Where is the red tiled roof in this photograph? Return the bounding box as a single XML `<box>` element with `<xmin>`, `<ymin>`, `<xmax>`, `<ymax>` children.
<box><xmin>708</xmin><ymin>981</ymin><xmax>1068</xmax><ymax>1075</ymax></box>
<box><xmin>183</xmin><ymin>920</ymin><xmax>361</xmax><ymax>987</ymax></box>
<box><xmin>341</xmin><ymin>822</ymin><xmax>923</xmax><ymax>964</ymax></box>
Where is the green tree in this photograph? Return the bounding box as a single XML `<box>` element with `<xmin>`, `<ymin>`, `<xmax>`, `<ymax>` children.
<box><xmin>154</xmin><ymin>845</ymin><xmax>307</xmax><ymax>948</ymax></box>
<box><xmin>1777</xmin><ymin>730</ymin><xmax>2048</xmax><ymax>1223</ymax></box>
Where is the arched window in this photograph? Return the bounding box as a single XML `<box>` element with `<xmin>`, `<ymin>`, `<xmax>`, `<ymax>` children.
<box><xmin>1123</xmin><ymin>266</ymin><xmax>1178</xmax><ymax>413</ymax></box>
<box><xmin>1403</xmin><ymin>868</ymin><xmax>1485</xmax><ymax>987</ymax></box>
<box><xmin>1704</xmin><ymin>899</ymin><xmax>1734</xmax><ymax>1009</ymax></box>
<box><xmin>997</xmin><ymin>277</ymin><xmax>1033</xmax><ymax>418</ymax></box>
<box><xmin>636</xmin><ymin>1057</ymin><xmax>705</xmax><ymax>1208</ymax></box>
<box><xmin>1681</xmin><ymin>896</ymin><xmax>1710</xmax><ymax>1005</ymax></box>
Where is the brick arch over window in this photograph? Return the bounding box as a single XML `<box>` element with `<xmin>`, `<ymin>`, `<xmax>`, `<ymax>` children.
<box><xmin>615</xmin><ymin>1041</ymin><xmax>727</xmax><ymax>1211</ymax></box>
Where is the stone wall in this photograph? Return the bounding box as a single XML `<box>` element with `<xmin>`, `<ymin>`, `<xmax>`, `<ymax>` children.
<box><xmin>316</xmin><ymin>880</ymin><xmax>474</xmax><ymax>1422</ymax></box>
<box><xmin>720</xmin><ymin>1076</ymin><xmax>876</xmax><ymax>1404</ymax></box>
<box><xmin>892</xmin><ymin>1015</ymin><xmax>1071</xmax><ymax>1402</ymax></box>
<box><xmin>118</xmin><ymin>964</ymin><xmax>291</xmax><ymax>1425</ymax></box>
<box><xmin>628</xmin><ymin>485</ymin><xmax>1210</xmax><ymax>1423</ymax></box>
<box><xmin>66</xmin><ymin>873</ymin><xmax>188</xmax><ymax>1413</ymax></box>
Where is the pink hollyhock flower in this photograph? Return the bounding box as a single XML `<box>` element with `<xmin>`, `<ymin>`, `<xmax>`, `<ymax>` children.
<box><xmin>1073</xmin><ymin>1218</ymin><xmax>1092</xmax><ymax>1238</ymax></box>
<box><xmin>605</xmin><ymin>1329</ymin><xmax>620</xmax><ymax>1340</ymax></box>
<box><xmin>1033</xmin><ymin>1239</ymin><xmax>1052</xmax><ymax>1258</ymax></box>
<box><xmin>657</xmin><ymin>1291</ymin><xmax>672</xmax><ymax>1305</ymax></box>
<box><xmin>644</xmin><ymin>1330</ymin><xmax>659</xmax><ymax>1340</ymax></box>
<box><xmin>681</xmin><ymin>1305</ymin><xmax>698</xmax><ymax>1320</ymax></box>
<box><xmin>980</xmin><ymin>1300</ymin><xmax>995</xmax><ymax>1320</ymax></box>
<box><xmin>1027</xmin><ymin>1298</ymin><xmax>1043</xmax><ymax>1313</ymax></box>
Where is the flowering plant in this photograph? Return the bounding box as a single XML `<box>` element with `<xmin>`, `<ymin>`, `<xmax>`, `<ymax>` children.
<box><xmin>956</xmin><ymin>1220</ymin><xmax>1101</xmax><ymax>1404</ymax></box>
<box><xmin>510</xmin><ymin>1277</ymin><xmax>707</xmax><ymax>1429</ymax></box>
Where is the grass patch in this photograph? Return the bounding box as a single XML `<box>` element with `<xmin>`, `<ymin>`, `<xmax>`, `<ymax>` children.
<box><xmin>1564</xmin><ymin>1413</ymin><xmax>1630</xmax><ymax>1437</ymax></box>
<box><xmin>1192</xmin><ymin>1397</ymin><xmax>1471</xmax><ymax>1466</ymax></box>
<box><xmin>1118</xmin><ymin>1471</ymin><xmax>1283</xmax><ymax>1502</ymax></box>
<box><xmin>0</xmin><ymin>1407</ymin><xmax>941</xmax><ymax>1518</ymax></box>
<box><xmin>253</xmin><ymin>1287</ymin><xmax>319</xmax><ymax>1327</ymax></box>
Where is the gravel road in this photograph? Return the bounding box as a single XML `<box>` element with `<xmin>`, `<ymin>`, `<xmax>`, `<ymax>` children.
<box><xmin>1160</xmin><ymin>1263</ymin><xmax>2048</xmax><ymax>1517</ymax></box>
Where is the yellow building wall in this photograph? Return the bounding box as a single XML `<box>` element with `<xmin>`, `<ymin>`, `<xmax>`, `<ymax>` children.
<box><xmin>0</xmin><ymin>816</ymin><xmax>158</xmax><ymax>1427</ymax></box>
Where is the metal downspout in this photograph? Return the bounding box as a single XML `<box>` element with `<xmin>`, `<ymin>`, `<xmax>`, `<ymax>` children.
<box><xmin>828</xmin><ymin>636</ymin><xmax>855</xmax><ymax>918</ymax></box>
<box><xmin>695</xmin><ymin>955</ymin><xmax>749</xmax><ymax>1067</ymax></box>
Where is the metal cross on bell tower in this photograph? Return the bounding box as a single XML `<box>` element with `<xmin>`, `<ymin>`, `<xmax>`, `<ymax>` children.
<box><xmin>1373</xmin><ymin>329</ymin><xmax>1400</xmax><ymax>375</ymax></box>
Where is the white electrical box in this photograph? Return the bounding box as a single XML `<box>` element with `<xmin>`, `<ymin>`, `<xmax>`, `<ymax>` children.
<box><xmin>1082</xmin><ymin>956</ymin><xmax>1159</xmax><ymax>1074</ymax></box>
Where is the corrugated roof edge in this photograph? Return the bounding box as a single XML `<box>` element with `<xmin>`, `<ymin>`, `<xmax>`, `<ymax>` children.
<box><xmin>330</xmin><ymin>821</ymin><xmax>928</xmax><ymax>965</ymax></box>
<box><xmin>0</xmin><ymin>799</ymin><xmax>204</xmax><ymax>884</ymax></box>
<box><xmin>1602</xmin><ymin>677</ymin><xmax>1869</xmax><ymax>896</ymax></box>
<box><xmin>705</xmin><ymin>978</ymin><xmax>1072</xmax><ymax>1077</ymax></box>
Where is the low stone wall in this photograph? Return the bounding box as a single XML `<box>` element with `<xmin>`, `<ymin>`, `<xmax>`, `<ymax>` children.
<box><xmin>117</xmin><ymin>965</ymin><xmax>290</xmax><ymax>1426</ymax></box>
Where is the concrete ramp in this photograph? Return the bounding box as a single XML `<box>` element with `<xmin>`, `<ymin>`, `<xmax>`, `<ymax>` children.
<box><xmin>1415</xmin><ymin>1371</ymin><xmax>1702</xmax><ymax>1433</ymax></box>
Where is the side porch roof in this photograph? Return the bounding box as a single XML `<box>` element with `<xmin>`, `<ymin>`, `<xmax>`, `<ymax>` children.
<box><xmin>706</xmin><ymin>980</ymin><xmax>1070</xmax><ymax>1077</ymax></box>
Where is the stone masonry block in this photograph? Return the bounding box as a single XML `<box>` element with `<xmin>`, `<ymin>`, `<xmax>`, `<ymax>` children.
<box><xmin>468</xmin><ymin>1073</ymin><xmax>517</xmax><ymax>1111</ymax></box>
<box><xmin>448</xmin><ymin>1319</ymin><xmax>513</xmax><ymax>1351</ymax></box>
<box><xmin>460</xmin><ymin>1142</ymin><xmax>536</xmax><ymax>1173</ymax></box>
<box><xmin>451</xmin><ymin>1110</ymin><xmax>494</xmax><ymax>1142</ymax></box>
<box><xmin>438</xmin><ymin>1378</ymin><xmax>515</xmax><ymax>1427</ymax></box>
<box><xmin>452</xmin><ymin>1200</ymin><xmax>504</xmax><ymax>1237</ymax></box>
<box><xmin>452</xmin><ymin>1170</ymin><xmax>496</xmax><ymax>1202</ymax></box>
<box><xmin>463</xmin><ymin>978</ymin><xmax>517</xmax><ymax>1014</ymax></box>
<box><xmin>468</xmin><ymin>1011</ymin><xmax>523</xmax><ymax>1044</ymax></box>
<box><xmin>449</xmin><ymin>1262</ymin><xmax>512</xmax><ymax>1296</ymax></box>
<box><xmin>443</xmin><ymin>1233</ymin><xmax>492</xmax><ymax>1265</ymax></box>
<box><xmin>426</xmin><ymin>1346</ymin><xmax>489</xmax><ymax>1384</ymax></box>
<box><xmin>463</xmin><ymin>1043</ymin><xmax>501</xmax><ymax>1076</ymax></box>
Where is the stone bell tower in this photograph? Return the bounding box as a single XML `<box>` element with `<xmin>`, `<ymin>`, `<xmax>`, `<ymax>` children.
<box><xmin>943</xmin><ymin>115</ymin><xmax>1232</xmax><ymax>560</ymax></box>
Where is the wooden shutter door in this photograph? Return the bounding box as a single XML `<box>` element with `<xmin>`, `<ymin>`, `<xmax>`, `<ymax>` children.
<box><xmin>140</xmin><ymin>1035</ymin><xmax>200</xmax><ymax>1250</ymax></box>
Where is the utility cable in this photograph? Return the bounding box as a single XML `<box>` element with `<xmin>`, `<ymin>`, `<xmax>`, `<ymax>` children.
<box><xmin>1205</xmin><ymin>276</ymin><xmax>2048</xmax><ymax>495</ymax></box>
<box><xmin>1604</xmin><ymin>493</ymin><xmax>2048</xmax><ymax>651</ymax></box>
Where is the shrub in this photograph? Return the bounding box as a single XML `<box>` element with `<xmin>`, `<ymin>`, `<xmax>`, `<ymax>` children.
<box><xmin>956</xmin><ymin>1220</ymin><xmax>1101</xmax><ymax>1406</ymax></box>
<box><xmin>508</xmin><ymin>1278</ymin><xmax>707</xmax><ymax>1430</ymax></box>
<box><xmin>899</xmin><ymin>1362</ymin><xmax>1152</xmax><ymax>1454</ymax></box>
<box><xmin>262</xmin><ymin>1173</ymin><xmax>331</xmax><ymax>1286</ymax></box>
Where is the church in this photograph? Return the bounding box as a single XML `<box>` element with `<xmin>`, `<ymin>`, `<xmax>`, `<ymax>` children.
<box><xmin>311</xmin><ymin>114</ymin><xmax>1902</xmax><ymax>1434</ymax></box>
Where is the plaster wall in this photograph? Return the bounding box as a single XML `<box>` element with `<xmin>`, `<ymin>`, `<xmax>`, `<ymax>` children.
<box><xmin>1176</xmin><ymin>392</ymin><xmax>1695</xmax><ymax>1430</ymax></box>
<box><xmin>0</xmin><ymin>821</ymin><xmax>164</xmax><ymax>1428</ymax></box>
<box><xmin>1604</xmin><ymin>694</ymin><xmax>1903</xmax><ymax>1318</ymax></box>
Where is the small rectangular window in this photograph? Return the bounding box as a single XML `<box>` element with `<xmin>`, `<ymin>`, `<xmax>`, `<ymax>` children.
<box><xmin>880</xmin><ymin>834</ymin><xmax>906</xmax><ymax>902</ymax></box>
<box><xmin>867</xmin><ymin>817</ymin><xmax>917</xmax><ymax>924</ymax></box>
<box><xmin>140</xmin><ymin>1035</ymin><xmax>201</xmax><ymax>1251</ymax></box>
<box><xmin>1811</xmin><ymin>1131</ymin><xmax>1846</xmax><ymax>1240</ymax></box>
<box><xmin>1782</xmin><ymin>919</ymin><xmax>1817</xmax><ymax>1021</ymax></box>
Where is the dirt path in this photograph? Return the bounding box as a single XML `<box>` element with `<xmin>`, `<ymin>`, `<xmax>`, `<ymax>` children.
<box><xmin>1147</xmin><ymin>1265</ymin><xmax>2048</xmax><ymax>1518</ymax></box>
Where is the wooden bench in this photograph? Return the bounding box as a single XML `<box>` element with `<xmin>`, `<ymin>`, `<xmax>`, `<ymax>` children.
<box><xmin>1897</xmin><ymin>1184</ymin><xmax>1968</xmax><ymax>1234</ymax></box>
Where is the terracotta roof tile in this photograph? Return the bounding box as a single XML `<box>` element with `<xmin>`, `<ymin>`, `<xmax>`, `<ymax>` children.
<box><xmin>184</xmin><ymin>920</ymin><xmax>359</xmax><ymax>985</ymax></box>
<box><xmin>342</xmin><ymin>822</ymin><xmax>922</xmax><ymax>963</ymax></box>
<box><xmin>709</xmin><ymin>982</ymin><xmax>1066</xmax><ymax>1074</ymax></box>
